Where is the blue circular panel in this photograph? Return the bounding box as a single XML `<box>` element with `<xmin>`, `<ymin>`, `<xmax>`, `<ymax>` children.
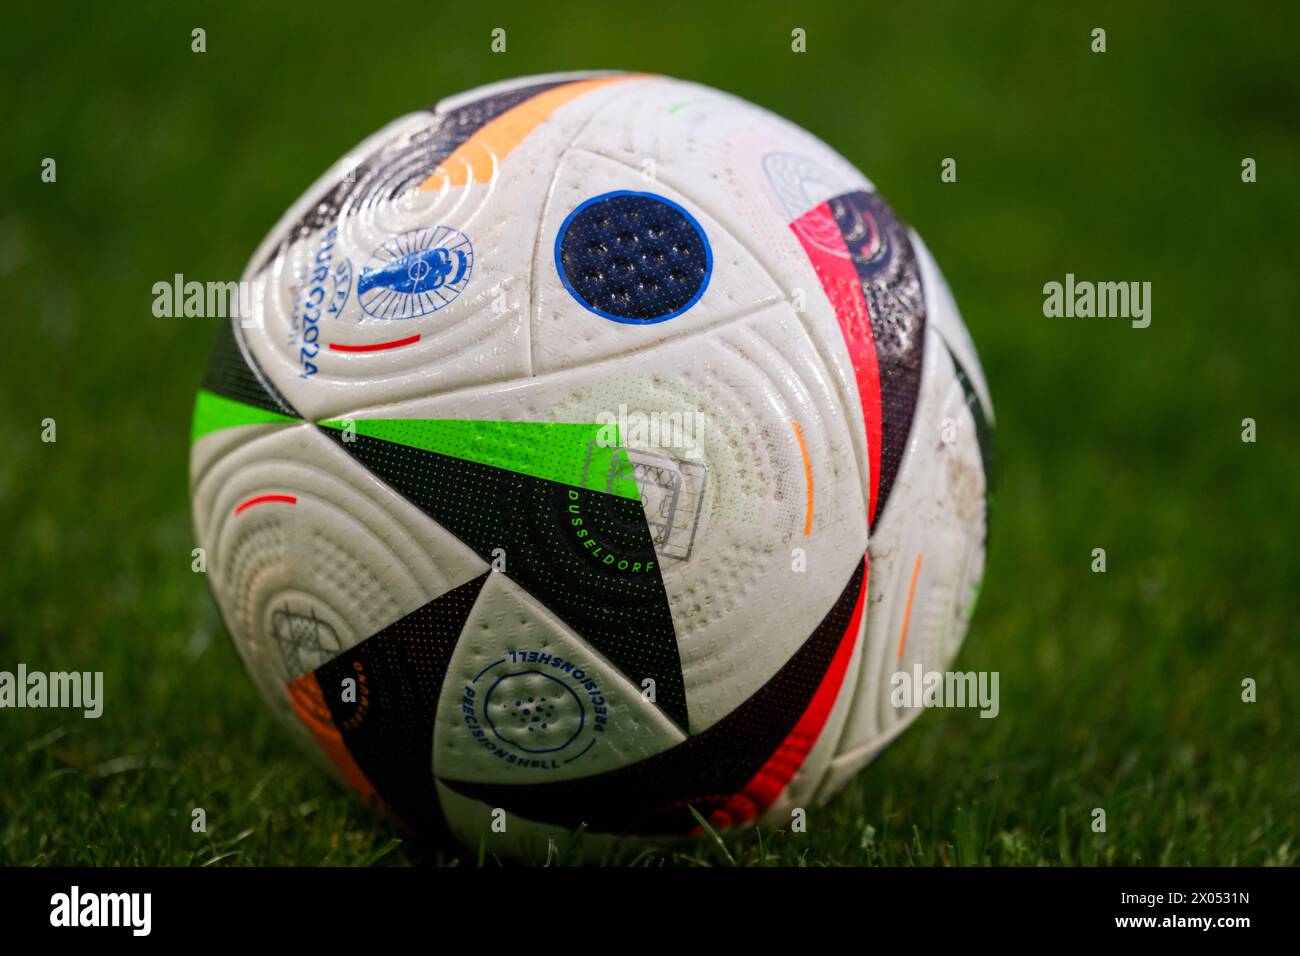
<box><xmin>555</xmin><ymin>191</ymin><xmax>712</xmax><ymax>324</ymax></box>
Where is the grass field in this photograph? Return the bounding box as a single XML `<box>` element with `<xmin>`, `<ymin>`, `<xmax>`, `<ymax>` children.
<box><xmin>1</xmin><ymin>1</ymin><xmax>1297</xmax><ymax>866</ymax></box>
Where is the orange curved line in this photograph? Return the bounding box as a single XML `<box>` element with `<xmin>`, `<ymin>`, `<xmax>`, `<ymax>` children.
<box><xmin>420</xmin><ymin>74</ymin><xmax>643</xmax><ymax>191</ymax></box>
<box><xmin>791</xmin><ymin>420</ymin><xmax>813</xmax><ymax>536</ymax></box>
<box><xmin>896</xmin><ymin>553</ymin><xmax>924</xmax><ymax>659</ymax></box>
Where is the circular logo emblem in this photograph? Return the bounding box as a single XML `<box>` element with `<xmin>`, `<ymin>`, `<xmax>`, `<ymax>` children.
<box><xmin>357</xmin><ymin>226</ymin><xmax>473</xmax><ymax>319</ymax></box>
<box><xmin>459</xmin><ymin>653</ymin><xmax>610</xmax><ymax>770</ymax></box>
<box><xmin>555</xmin><ymin>191</ymin><xmax>712</xmax><ymax>325</ymax></box>
<box><xmin>484</xmin><ymin>670</ymin><xmax>584</xmax><ymax>754</ymax></box>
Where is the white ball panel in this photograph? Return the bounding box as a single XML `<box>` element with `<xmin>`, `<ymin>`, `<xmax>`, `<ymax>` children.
<box><xmin>433</xmin><ymin>572</ymin><xmax>686</xmax><ymax>785</ymax></box>
<box><xmin>530</xmin><ymin>147</ymin><xmax>785</xmax><ymax>375</ymax></box>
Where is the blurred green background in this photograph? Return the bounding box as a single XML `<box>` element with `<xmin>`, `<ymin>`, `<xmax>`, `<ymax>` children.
<box><xmin>1</xmin><ymin>1</ymin><xmax>1296</xmax><ymax>865</ymax></box>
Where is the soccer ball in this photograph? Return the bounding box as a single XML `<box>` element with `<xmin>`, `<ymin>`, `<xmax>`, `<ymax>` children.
<box><xmin>190</xmin><ymin>72</ymin><xmax>993</xmax><ymax>855</ymax></box>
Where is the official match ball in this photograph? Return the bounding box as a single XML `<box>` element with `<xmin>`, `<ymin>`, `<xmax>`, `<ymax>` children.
<box><xmin>189</xmin><ymin>72</ymin><xmax>993</xmax><ymax>854</ymax></box>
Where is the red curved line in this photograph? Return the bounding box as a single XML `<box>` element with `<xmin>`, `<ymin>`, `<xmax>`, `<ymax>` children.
<box><xmin>791</xmin><ymin>205</ymin><xmax>882</xmax><ymax>527</ymax></box>
<box><xmin>235</xmin><ymin>494</ymin><xmax>297</xmax><ymax>516</ymax></box>
<box><xmin>328</xmin><ymin>334</ymin><xmax>421</xmax><ymax>353</ymax></box>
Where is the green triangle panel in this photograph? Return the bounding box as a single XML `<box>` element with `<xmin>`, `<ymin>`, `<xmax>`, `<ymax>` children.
<box><xmin>319</xmin><ymin>418</ymin><xmax>639</xmax><ymax>500</ymax></box>
<box><xmin>191</xmin><ymin>388</ymin><xmax>299</xmax><ymax>443</ymax></box>
<box><xmin>320</xmin><ymin>426</ymin><xmax>689</xmax><ymax>731</ymax></box>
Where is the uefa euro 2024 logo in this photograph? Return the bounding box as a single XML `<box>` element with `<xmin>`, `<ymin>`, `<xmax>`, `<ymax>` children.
<box><xmin>356</xmin><ymin>226</ymin><xmax>474</xmax><ymax>320</ymax></box>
